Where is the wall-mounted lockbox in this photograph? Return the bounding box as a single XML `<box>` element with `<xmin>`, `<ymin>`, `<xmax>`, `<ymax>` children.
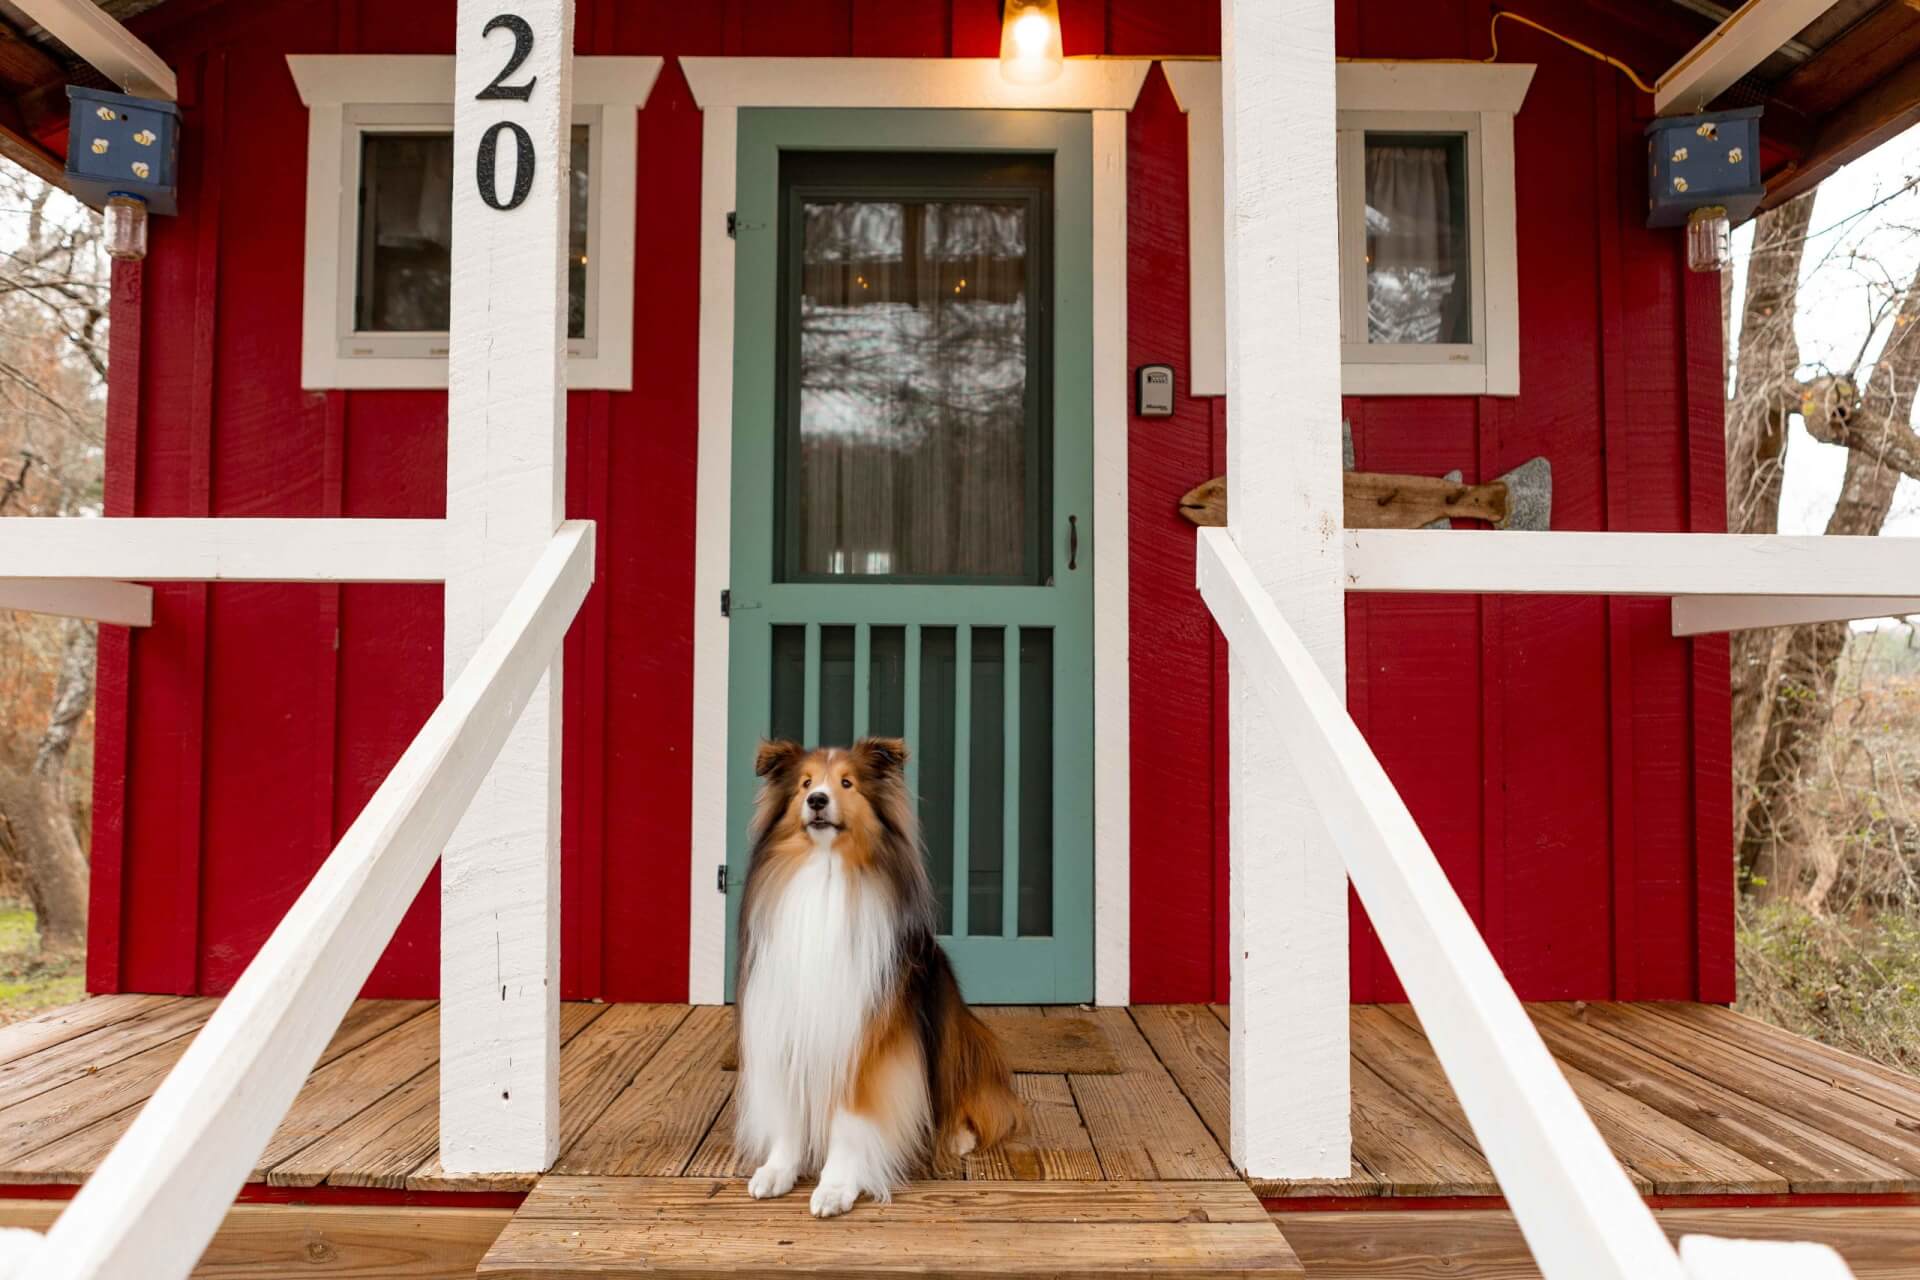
<box><xmin>1645</xmin><ymin>106</ymin><xmax>1762</xmax><ymax>228</ymax></box>
<box><xmin>1136</xmin><ymin>363</ymin><xmax>1175</xmax><ymax>417</ymax></box>
<box><xmin>64</xmin><ymin>85</ymin><xmax>181</xmax><ymax>215</ymax></box>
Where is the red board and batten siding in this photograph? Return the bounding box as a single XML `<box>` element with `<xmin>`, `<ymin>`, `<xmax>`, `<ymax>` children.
<box><xmin>88</xmin><ymin>0</ymin><xmax>1731</xmax><ymax>1005</ymax></box>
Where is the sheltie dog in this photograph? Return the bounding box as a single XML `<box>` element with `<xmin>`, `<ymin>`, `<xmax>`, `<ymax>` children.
<box><xmin>735</xmin><ymin>736</ymin><xmax>1021</xmax><ymax>1218</ymax></box>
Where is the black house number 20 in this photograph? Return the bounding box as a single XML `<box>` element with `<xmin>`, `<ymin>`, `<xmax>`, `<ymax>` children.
<box><xmin>475</xmin><ymin>13</ymin><xmax>537</xmax><ymax>211</ymax></box>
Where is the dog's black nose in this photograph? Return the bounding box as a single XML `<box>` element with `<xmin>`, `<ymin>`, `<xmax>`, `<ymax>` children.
<box><xmin>806</xmin><ymin>791</ymin><xmax>829</xmax><ymax>811</ymax></box>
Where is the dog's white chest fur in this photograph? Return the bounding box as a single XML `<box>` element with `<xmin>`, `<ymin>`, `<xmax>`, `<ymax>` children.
<box><xmin>737</xmin><ymin>846</ymin><xmax>896</xmax><ymax>1164</ymax></box>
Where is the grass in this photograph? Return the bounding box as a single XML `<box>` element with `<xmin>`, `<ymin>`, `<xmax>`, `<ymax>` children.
<box><xmin>0</xmin><ymin>903</ymin><xmax>83</xmax><ymax>1025</ymax></box>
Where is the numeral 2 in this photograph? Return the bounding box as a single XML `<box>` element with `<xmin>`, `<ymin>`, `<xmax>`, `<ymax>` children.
<box><xmin>476</xmin><ymin>13</ymin><xmax>535</xmax><ymax>101</ymax></box>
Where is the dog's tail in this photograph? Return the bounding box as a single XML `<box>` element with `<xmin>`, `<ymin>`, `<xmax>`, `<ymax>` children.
<box><xmin>925</xmin><ymin>948</ymin><xmax>1022</xmax><ymax>1160</ymax></box>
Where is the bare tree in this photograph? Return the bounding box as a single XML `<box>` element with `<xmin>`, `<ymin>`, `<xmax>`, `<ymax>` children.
<box><xmin>0</xmin><ymin>164</ymin><xmax>108</xmax><ymax>953</ymax></box>
<box><xmin>1728</xmin><ymin>180</ymin><xmax>1920</xmax><ymax>900</ymax></box>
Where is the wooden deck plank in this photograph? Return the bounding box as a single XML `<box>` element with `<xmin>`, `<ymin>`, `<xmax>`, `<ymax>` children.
<box><xmin>681</xmin><ymin>1090</ymin><xmax>749</xmax><ymax>1179</ymax></box>
<box><xmin>280</xmin><ymin>1004</ymin><xmax>608</xmax><ymax>1189</ymax></box>
<box><xmin>0</xmin><ymin>995</ymin><xmax>172</xmax><ymax>1069</ymax></box>
<box><xmin>411</xmin><ymin>1003</ymin><xmax>686</xmax><ymax>1192</ymax></box>
<box><xmin>964</xmin><ymin>1074</ymin><xmax>1102</xmax><ymax>1181</ymax></box>
<box><xmin>2</xmin><ymin>999</ymin><xmax>434</xmax><ymax>1185</ymax></box>
<box><xmin>1346</xmin><ymin>1057</ymin><xmax>1498</xmax><ymax>1197</ymax></box>
<box><xmin>253</xmin><ymin>1006</ymin><xmax>443</xmax><ymax>1178</ymax></box>
<box><xmin>554</xmin><ymin>1005</ymin><xmax>733</xmax><ymax>1177</ymax></box>
<box><xmin>510</xmin><ymin>1177</ymin><xmax>1274</xmax><ymax>1222</ymax></box>
<box><xmin>1057</xmin><ymin>1007</ymin><xmax>1235</xmax><ymax>1181</ymax></box>
<box><xmin>1575</xmin><ymin>1002</ymin><xmax>1920</xmax><ymax>1174</ymax></box>
<box><xmin>1528</xmin><ymin>1004</ymin><xmax>1916</xmax><ymax>1193</ymax></box>
<box><xmin>0</xmin><ymin>1012</ymin><xmax>211</xmax><ymax>1166</ymax></box>
<box><xmin>0</xmin><ymin>1200</ymin><xmax>514</xmax><ymax>1280</ymax></box>
<box><xmin>1274</xmin><ymin>1207</ymin><xmax>1920</xmax><ymax>1279</ymax></box>
<box><xmin>481</xmin><ymin>1177</ymin><xmax>1302</xmax><ymax>1278</ymax></box>
<box><xmin>0</xmin><ymin>996</ymin><xmax>211</xmax><ymax>1111</ymax></box>
<box><xmin>1367</xmin><ymin>1005</ymin><xmax>1780</xmax><ymax>1196</ymax></box>
<box><xmin>1641</xmin><ymin>1002</ymin><xmax>1920</xmax><ymax>1123</ymax></box>
<box><xmin>1129</xmin><ymin>1006</ymin><xmax>1231</xmax><ymax>1152</ymax></box>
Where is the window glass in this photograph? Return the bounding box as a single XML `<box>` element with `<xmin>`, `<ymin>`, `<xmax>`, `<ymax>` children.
<box><xmin>355</xmin><ymin>125</ymin><xmax>589</xmax><ymax>337</ymax></box>
<box><xmin>1363</xmin><ymin>132</ymin><xmax>1470</xmax><ymax>345</ymax></box>
<box><xmin>776</xmin><ymin>152</ymin><xmax>1051</xmax><ymax>584</ymax></box>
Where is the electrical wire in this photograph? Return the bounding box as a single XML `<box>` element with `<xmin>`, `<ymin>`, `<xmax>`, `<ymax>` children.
<box><xmin>1487</xmin><ymin>11</ymin><xmax>1656</xmax><ymax>95</ymax></box>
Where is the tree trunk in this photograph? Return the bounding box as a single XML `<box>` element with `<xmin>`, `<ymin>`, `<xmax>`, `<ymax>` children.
<box><xmin>1725</xmin><ymin>194</ymin><xmax>1816</xmax><ymax>832</ymax></box>
<box><xmin>1736</xmin><ymin>261</ymin><xmax>1920</xmax><ymax>901</ymax></box>
<box><xmin>1</xmin><ymin>620</ymin><xmax>95</xmax><ymax>952</ymax></box>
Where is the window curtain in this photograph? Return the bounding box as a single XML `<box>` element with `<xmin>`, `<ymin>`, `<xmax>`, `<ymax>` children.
<box><xmin>1364</xmin><ymin>140</ymin><xmax>1469</xmax><ymax>345</ymax></box>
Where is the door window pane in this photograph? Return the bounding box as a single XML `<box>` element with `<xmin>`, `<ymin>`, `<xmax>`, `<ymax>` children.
<box><xmin>355</xmin><ymin>126</ymin><xmax>590</xmax><ymax>338</ymax></box>
<box><xmin>779</xmin><ymin>153</ymin><xmax>1049</xmax><ymax>583</ymax></box>
<box><xmin>1363</xmin><ymin>133</ymin><xmax>1470</xmax><ymax>346</ymax></box>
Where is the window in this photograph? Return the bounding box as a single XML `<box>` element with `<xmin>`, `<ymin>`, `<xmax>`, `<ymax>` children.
<box><xmin>775</xmin><ymin>151</ymin><xmax>1053</xmax><ymax>585</ymax></box>
<box><xmin>341</xmin><ymin>111</ymin><xmax>594</xmax><ymax>360</ymax></box>
<box><xmin>289</xmin><ymin>56</ymin><xmax>662</xmax><ymax>390</ymax></box>
<box><xmin>1334</xmin><ymin>64</ymin><xmax>1531</xmax><ymax>396</ymax></box>
<box><xmin>1337</xmin><ymin>113</ymin><xmax>1489</xmax><ymax>379</ymax></box>
<box><xmin>1163</xmin><ymin>61</ymin><xmax>1531</xmax><ymax>397</ymax></box>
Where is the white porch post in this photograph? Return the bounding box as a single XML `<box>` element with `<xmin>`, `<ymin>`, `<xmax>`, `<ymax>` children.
<box><xmin>1221</xmin><ymin>0</ymin><xmax>1351</xmax><ymax>1176</ymax></box>
<box><xmin>440</xmin><ymin>0</ymin><xmax>574</xmax><ymax>1172</ymax></box>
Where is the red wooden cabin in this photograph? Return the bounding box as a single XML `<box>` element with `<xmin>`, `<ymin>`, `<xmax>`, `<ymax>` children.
<box><xmin>0</xmin><ymin>0</ymin><xmax>1918</xmax><ymax>1276</ymax></box>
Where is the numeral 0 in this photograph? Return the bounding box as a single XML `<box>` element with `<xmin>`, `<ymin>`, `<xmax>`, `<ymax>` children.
<box><xmin>476</xmin><ymin>121</ymin><xmax>535</xmax><ymax>210</ymax></box>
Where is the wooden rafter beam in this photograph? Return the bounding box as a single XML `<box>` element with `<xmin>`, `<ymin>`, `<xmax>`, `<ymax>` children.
<box><xmin>1763</xmin><ymin>50</ymin><xmax>1920</xmax><ymax>209</ymax></box>
<box><xmin>9</xmin><ymin>0</ymin><xmax>174</xmax><ymax>100</ymax></box>
<box><xmin>1655</xmin><ymin>0</ymin><xmax>1842</xmax><ymax>116</ymax></box>
<box><xmin>1772</xmin><ymin>0</ymin><xmax>1920</xmax><ymax>116</ymax></box>
<box><xmin>0</xmin><ymin>15</ymin><xmax>69</xmax><ymax>183</ymax></box>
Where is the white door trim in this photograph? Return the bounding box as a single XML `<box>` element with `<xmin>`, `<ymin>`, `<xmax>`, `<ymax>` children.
<box><xmin>687</xmin><ymin>62</ymin><xmax>1133</xmax><ymax>1006</ymax></box>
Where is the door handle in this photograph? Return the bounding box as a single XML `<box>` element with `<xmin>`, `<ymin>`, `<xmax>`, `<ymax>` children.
<box><xmin>1068</xmin><ymin>514</ymin><xmax>1078</xmax><ymax>571</ymax></box>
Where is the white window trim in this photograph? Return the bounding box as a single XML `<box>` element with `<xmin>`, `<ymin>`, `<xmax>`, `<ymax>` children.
<box><xmin>683</xmin><ymin>57</ymin><xmax>1141</xmax><ymax>1007</ymax></box>
<box><xmin>1166</xmin><ymin>60</ymin><xmax>1534</xmax><ymax>397</ymax></box>
<box><xmin>287</xmin><ymin>55</ymin><xmax>663</xmax><ymax>391</ymax></box>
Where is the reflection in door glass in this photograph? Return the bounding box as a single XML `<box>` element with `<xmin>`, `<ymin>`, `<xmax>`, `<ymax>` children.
<box><xmin>792</xmin><ymin>199</ymin><xmax>1032</xmax><ymax>580</ymax></box>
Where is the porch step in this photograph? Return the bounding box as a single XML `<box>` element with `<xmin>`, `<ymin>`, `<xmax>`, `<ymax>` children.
<box><xmin>477</xmin><ymin>1176</ymin><xmax>1304</xmax><ymax>1278</ymax></box>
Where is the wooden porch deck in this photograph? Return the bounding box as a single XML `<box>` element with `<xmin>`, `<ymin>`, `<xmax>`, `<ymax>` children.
<box><xmin>2</xmin><ymin>997</ymin><xmax>1920</xmax><ymax>1275</ymax></box>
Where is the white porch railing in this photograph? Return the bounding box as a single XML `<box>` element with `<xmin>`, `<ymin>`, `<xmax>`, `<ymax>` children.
<box><xmin>1196</xmin><ymin>526</ymin><xmax>1855</xmax><ymax>1280</ymax></box>
<box><xmin>0</xmin><ymin>519</ymin><xmax>593</xmax><ymax>1280</ymax></box>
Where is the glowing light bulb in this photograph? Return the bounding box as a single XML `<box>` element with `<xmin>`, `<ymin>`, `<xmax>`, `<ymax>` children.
<box><xmin>999</xmin><ymin>0</ymin><xmax>1063</xmax><ymax>85</ymax></box>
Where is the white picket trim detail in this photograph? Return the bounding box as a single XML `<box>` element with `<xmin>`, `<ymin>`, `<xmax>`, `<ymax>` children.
<box><xmin>21</xmin><ymin>522</ymin><xmax>594</xmax><ymax>1280</ymax></box>
<box><xmin>0</xmin><ymin>518</ymin><xmax>449</xmax><ymax>582</ymax></box>
<box><xmin>0</xmin><ymin>578</ymin><xmax>151</xmax><ymax>626</ymax></box>
<box><xmin>1346</xmin><ymin>530</ymin><xmax>1920</xmax><ymax>597</ymax></box>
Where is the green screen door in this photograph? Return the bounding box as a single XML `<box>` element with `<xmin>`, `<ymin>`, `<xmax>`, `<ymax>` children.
<box><xmin>724</xmin><ymin>109</ymin><xmax>1094</xmax><ymax>1003</ymax></box>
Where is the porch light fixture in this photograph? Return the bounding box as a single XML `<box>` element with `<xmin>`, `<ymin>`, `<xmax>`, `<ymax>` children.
<box><xmin>1685</xmin><ymin>206</ymin><xmax>1731</xmax><ymax>274</ymax></box>
<box><xmin>1000</xmin><ymin>0</ymin><xmax>1063</xmax><ymax>85</ymax></box>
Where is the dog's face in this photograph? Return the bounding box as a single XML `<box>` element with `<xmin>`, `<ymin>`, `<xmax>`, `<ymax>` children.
<box><xmin>754</xmin><ymin>738</ymin><xmax>909</xmax><ymax>848</ymax></box>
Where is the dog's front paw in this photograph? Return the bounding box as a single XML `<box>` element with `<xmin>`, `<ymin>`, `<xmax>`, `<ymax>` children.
<box><xmin>809</xmin><ymin>1180</ymin><xmax>860</xmax><ymax>1218</ymax></box>
<box><xmin>748</xmin><ymin>1162</ymin><xmax>798</xmax><ymax>1200</ymax></box>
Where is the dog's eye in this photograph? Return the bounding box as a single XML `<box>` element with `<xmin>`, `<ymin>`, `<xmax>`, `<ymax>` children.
<box><xmin>840</xmin><ymin>778</ymin><xmax>853</xmax><ymax>789</ymax></box>
<box><xmin>799</xmin><ymin>777</ymin><xmax>811</xmax><ymax>790</ymax></box>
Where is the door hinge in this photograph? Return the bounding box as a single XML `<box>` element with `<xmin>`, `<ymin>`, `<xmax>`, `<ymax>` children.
<box><xmin>726</xmin><ymin>211</ymin><xmax>738</xmax><ymax>239</ymax></box>
<box><xmin>717</xmin><ymin>864</ymin><xmax>729</xmax><ymax>893</ymax></box>
<box><xmin>720</xmin><ymin>588</ymin><xmax>731</xmax><ymax>617</ymax></box>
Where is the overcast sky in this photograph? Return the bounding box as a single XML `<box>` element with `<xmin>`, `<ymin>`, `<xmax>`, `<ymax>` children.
<box><xmin>1727</xmin><ymin>124</ymin><xmax>1920</xmax><ymax>541</ymax></box>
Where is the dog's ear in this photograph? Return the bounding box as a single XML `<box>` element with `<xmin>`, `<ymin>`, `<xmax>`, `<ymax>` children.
<box><xmin>755</xmin><ymin>739</ymin><xmax>805</xmax><ymax>779</ymax></box>
<box><xmin>853</xmin><ymin>737</ymin><xmax>909</xmax><ymax>777</ymax></box>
